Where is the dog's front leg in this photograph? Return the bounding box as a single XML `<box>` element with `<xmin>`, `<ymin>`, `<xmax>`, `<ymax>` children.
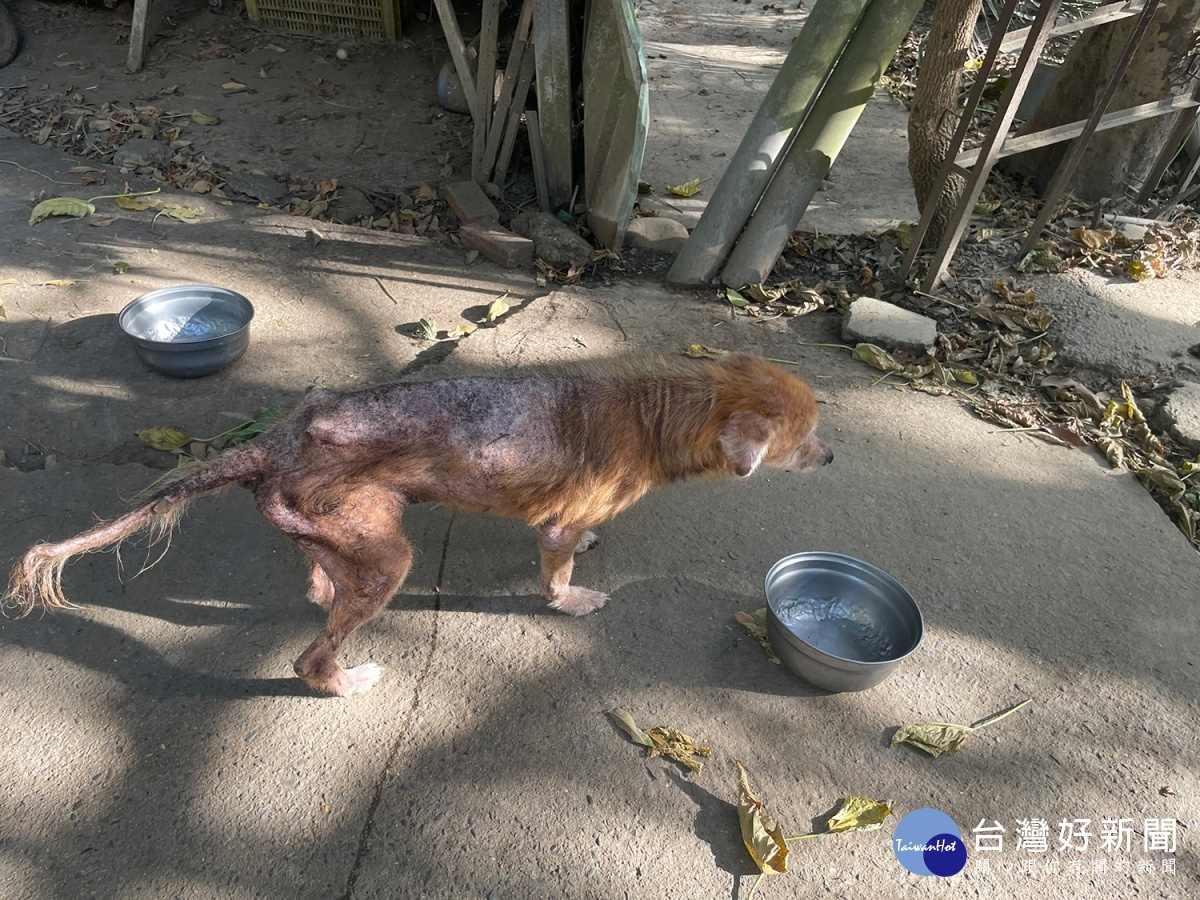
<box><xmin>537</xmin><ymin>523</ymin><xmax>608</xmax><ymax>616</ymax></box>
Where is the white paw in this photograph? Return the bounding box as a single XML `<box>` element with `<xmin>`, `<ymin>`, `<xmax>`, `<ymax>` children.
<box><xmin>548</xmin><ymin>587</ymin><xmax>608</xmax><ymax>616</ymax></box>
<box><xmin>573</xmin><ymin>531</ymin><xmax>600</xmax><ymax>554</ymax></box>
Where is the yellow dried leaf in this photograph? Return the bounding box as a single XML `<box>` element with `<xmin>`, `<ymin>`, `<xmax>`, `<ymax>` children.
<box><xmin>190</xmin><ymin>109</ymin><xmax>220</xmax><ymax>126</ymax></box>
<box><xmin>222</xmin><ymin>80</ymin><xmax>248</xmax><ymax>92</ymax></box>
<box><xmin>38</xmin><ymin>279</ymin><xmax>77</xmax><ymax>286</ymax></box>
<box><xmin>135</xmin><ymin>426</ymin><xmax>194</xmax><ymax>452</ymax></box>
<box><xmin>445</xmin><ymin>323</ymin><xmax>477</xmax><ymax>340</ymax></box>
<box><xmin>892</xmin><ymin>699</ymin><xmax>1032</xmax><ymax>757</ymax></box>
<box><xmin>158</xmin><ymin>203</ymin><xmax>202</xmax><ymax>220</ymax></box>
<box><xmin>735</xmin><ymin>609</ymin><xmax>780</xmax><ymax>665</ymax></box>
<box><xmin>668</xmin><ymin>178</ymin><xmax>701</xmax><ymax>197</ymax></box>
<box><xmin>484</xmin><ymin>295</ymin><xmax>509</xmax><ymax>323</ymax></box>
<box><xmin>825</xmin><ymin>797</ymin><xmax>892</xmax><ymax>833</ymax></box>
<box><xmin>726</xmin><ymin>287</ymin><xmax>749</xmax><ymax>308</ymax></box>
<box><xmin>116</xmin><ymin>196</ymin><xmax>150</xmax><ymax>211</ymax></box>
<box><xmin>890</xmin><ymin>723</ymin><xmax>973</xmax><ymax>757</ymax></box>
<box><xmin>682</xmin><ymin>344</ymin><xmax>729</xmax><ymax>360</ymax></box>
<box><xmin>29</xmin><ymin>197</ymin><xmax>96</xmax><ymax>225</ymax></box>
<box><xmin>645</xmin><ymin>726</ymin><xmax>711</xmax><ymax>774</ymax></box>
<box><xmin>606</xmin><ymin>708</ymin><xmax>653</xmax><ymax>748</ymax></box>
<box><xmin>736</xmin><ymin>761</ymin><xmax>789</xmax><ymax>874</ymax></box>
<box><xmin>1125</xmin><ymin>259</ymin><xmax>1152</xmax><ymax>281</ymax></box>
<box><xmin>1071</xmin><ymin>226</ymin><xmax>1111</xmax><ymax>250</ymax></box>
<box><xmin>851</xmin><ymin>343</ymin><xmax>904</xmax><ymax>373</ymax></box>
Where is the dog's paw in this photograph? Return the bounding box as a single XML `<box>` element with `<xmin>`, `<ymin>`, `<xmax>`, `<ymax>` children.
<box><xmin>573</xmin><ymin>531</ymin><xmax>600</xmax><ymax>554</ymax></box>
<box><xmin>325</xmin><ymin>663</ymin><xmax>384</xmax><ymax>697</ymax></box>
<box><xmin>548</xmin><ymin>587</ymin><xmax>608</xmax><ymax>616</ymax></box>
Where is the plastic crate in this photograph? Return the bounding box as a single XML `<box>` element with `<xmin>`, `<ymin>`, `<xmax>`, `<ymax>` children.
<box><xmin>244</xmin><ymin>0</ymin><xmax>401</xmax><ymax>41</ymax></box>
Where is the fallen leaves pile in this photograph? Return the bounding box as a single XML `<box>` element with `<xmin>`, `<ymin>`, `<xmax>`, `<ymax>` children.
<box><xmin>712</xmin><ymin>216</ymin><xmax>1200</xmax><ymax>551</ymax></box>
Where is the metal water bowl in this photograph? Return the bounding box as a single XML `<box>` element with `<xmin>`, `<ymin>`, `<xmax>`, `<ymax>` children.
<box><xmin>119</xmin><ymin>285</ymin><xmax>254</xmax><ymax>378</ymax></box>
<box><xmin>765</xmin><ymin>552</ymin><xmax>924</xmax><ymax>692</ymax></box>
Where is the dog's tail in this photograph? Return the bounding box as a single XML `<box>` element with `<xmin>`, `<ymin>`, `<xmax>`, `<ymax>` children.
<box><xmin>3</xmin><ymin>445</ymin><xmax>270</xmax><ymax>616</ymax></box>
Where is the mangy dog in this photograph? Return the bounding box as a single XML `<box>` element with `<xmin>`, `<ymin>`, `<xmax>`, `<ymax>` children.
<box><xmin>3</xmin><ymin>353</ymin><xmax>832</xmax><ymax>697</ymax></box>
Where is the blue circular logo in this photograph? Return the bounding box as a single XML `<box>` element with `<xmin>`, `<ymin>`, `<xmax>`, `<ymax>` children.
<box><xmin>892</xmin><ymin>809</ymin><xmax>967</xmax><ymax>877</ymax></box>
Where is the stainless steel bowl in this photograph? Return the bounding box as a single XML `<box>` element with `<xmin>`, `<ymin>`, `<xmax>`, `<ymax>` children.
<box><xmin>765</xmin><ymin>552</ymin><xmax>923</xmax><ymax>692</ymax></box>
<box><xmin>119</xmin><ymin>285</ymin><xmax>254</xmax><ymax>378</ymax></box>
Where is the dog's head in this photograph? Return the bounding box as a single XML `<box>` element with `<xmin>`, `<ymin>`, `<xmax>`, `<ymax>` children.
<box><xmin>715</xmin><ymin>354</ymin><xmax>832</xmax><ymax>478</ymax></box>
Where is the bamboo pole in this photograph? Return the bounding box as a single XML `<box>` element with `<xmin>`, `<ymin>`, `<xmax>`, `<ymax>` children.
<box><xmin>719</xmin><ymin>0</ymin><xmax>925</xmax><ymax>289</ymax></box>
<box><xmin>666</xmin><ymin>0</ymin><xmax>872</xmax><ymax>286</ymax></box>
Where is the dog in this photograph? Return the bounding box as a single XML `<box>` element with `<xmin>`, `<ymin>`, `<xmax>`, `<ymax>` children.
<box><xmin>4</xmin><ymin>353</ymin><xmax>832</xmax><ymax>697</ymax></box>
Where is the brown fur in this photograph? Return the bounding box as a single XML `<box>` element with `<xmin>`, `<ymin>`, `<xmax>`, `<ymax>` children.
<box><xmin>3</xmin><ymin>353</ymin><xmax>831</xmax><ymax>697</ymax></box>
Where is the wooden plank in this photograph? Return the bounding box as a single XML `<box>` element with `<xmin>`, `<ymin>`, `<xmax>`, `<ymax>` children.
<box><xmin>1136</xmin><ymin>105</ymin><xmax>1197</xmax><ymax>203</ymax></box>
<box><xmin>432</xmin><ymin>0</ymin><xmax>480</xmax><ymax>124</ymax></box>
<box><xmin>920</xmin><ymin>0</ymin><xmax>1064</xmax><ymax>291</ymax></box>
<box><xmin>127</xmin><ymin>0</ymin><xmax>151</xmax><ymax>74</ymax></box>
<box><xmin>533</xmin><ymin>0</ymin><xmax>573</xmax><ymax>210</ymax></box>
<box><xmin>525</xmin><ymin>109</ymin><xmax>551</xmax><ymax>212</ymax></box>
<box><xmin>998</xmin><ymin>1</ymin><xmax>1147</xmax><ymax>54</ymax></box>
<box><xmin>472</xmin><ymin>0</ymin><xmax>500</xmax><ymax>182</ymax></box>
<box><xmin>494</xmin><ymin>48</ymin><xmax>538</xmax><ymax>183</ymax></box>
<box><xmin>956</xmin><ymin>95</ymin><xmax>1199</xmax><ymax>168</ymax></box>
<box><xmin>481</xmin><ymin>0</ymin><xmax>535</xmax><ymax>182</ymax></box>
<box><xmin>1017</xmin><ymin>0</ymin><xmax>1162</xmax><ymax>257</ymax></box>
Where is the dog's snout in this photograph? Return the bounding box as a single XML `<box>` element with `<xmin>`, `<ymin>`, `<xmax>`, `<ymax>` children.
<box><xmin>824</xmin><ymin>446</ymin><xmax>834</xmax><ymax>465</ymax></box>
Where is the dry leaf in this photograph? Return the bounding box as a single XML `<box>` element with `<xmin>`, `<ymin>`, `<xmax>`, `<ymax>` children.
<box><xmin>416</xmin><ymin>182</ymin><xmax>437</xmax><ymax>202</ymax></box>
<box><xmin>29</xmin><ymin>197</ymin><xmax>96</xmax><ymax>225</ymax></box>
<box><xmin>1071</xmin><ymin>226</ymin><xmax>1112</xmax><ymax>250</ymax></box>
<box><xmin>414</xmin><ymin>318</ymin><xmax>438</xmax><ymax>341</ymax></box>
<box><xmin>735</xmin><ymin>609</ymin><xmax>781</xmax><ymax>665</ymax></box>
<box><xmin>135</xmin><ymin>426</ymin><xmax>193</xmax><ymax>452</ymax></box>
<box><xmin>606</xmin><ymin>708</ymin><xmax>653</xmax><ymax>748</ymax></box>
<box><xmin>736</xmin><ymin>761</ymin><xmax>789</xmax><ymax>874</ymax></box>
<box><xmin>445</xmin><ymin>323</ymin><xmax>477</xmax><ymax>339</ymax></box>
<box><xmin>37</xmin><ymin>279</ymin><xmax>78</xmax><ymax>287</ymax></box>
<box><xmin>891</xmin><ymin>699</ymin><xmax>1032</xmax><ymax>757</ymax></box>
<box><xmin>668</xmin><ymin>178</ymin><xmax>702</xmax><ymax>197</ymax></box>
<box><xmin>190</xmin><ymin>109</ymin><xmax>220</xmax><ymax>126</ymax></box>
<box><xmin>824</xmin><ymin>796</ymin><xmax>893</xmax><ymax>833</ymax></box>
<box><xmin>113</xmin><ymin>261</ymin><xmax>130</xmax><ymax>274</ymax></box>
<box><xmin>484</xmin><ymin>295</ymin><xmax>509</xmax><ymax>323</ymax></box>
<box><xmin>222</xmin><ymin>80</ymin><xmax>248</xmax><ymax>92</ymax></box>
<box><xmin>116</xmin><ymin>196</ymin><xmax>151</xmax><ymax>211</ymax></box>
<box><xmin>157</xmin><ymin>203</ymin><xmax>202</xmax><ymax>220</ymax></box>
<box><xmin>645</xmin><ymin>726</ymin><xmax>711</xmax><ymax>774</ymax></box>
<box><xmin>682</xmin><ymin>344</ymin><xmax>729</xmax><ymax>360</ymax></box>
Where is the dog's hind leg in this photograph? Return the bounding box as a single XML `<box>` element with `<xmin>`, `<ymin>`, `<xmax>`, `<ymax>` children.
<box><xmin>538</xmin><ymin>523</ymin><xmax>608</xmax><ymax>616</ymax></box>
<box><xmin>257</xmin><ymin>482</ymin><xmax>410</xmax><ymax>696</ymax></box>
<box><xmin>290</xmin><ymin>531</ymin><xmax>412</xmax><ymax>697</ymax></box>
<box><xmin>306</xmin><ymin>558</ymin><xmax>335</xmax><ymax>609</ymax></box>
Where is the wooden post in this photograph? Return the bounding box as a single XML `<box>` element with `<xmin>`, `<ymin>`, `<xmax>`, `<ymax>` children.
<box><xmin>471</xmin><ymin>0</ymin><xmax>501</xmax><ymax>182</ymax></box>
<box><xmin>126</xmin><ymin>0</ymin><xmax>151</xmax><ymax>74</ymax></box>
<box><xmin>533</xmin><ymin>0</ymin><xmax>573</xmax><ymax>211</ymax></box>
<box><xmin>720</xmin><ymin>0</ymin><xmax>926</xmax><ymax>288</ymax></box>
<box><xmin>666</xmin><ymin>0</ymin><xmax>872</xmax><ymax>286</ymax></box>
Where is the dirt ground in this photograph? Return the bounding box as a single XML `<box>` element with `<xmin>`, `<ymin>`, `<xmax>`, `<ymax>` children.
<box><xmin>0</xmin><ymin>2</ymin><xmax>1197</xmax><ymax>899</ymax></box>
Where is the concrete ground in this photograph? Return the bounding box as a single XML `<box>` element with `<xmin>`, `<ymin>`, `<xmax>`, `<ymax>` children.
<box><xmin>1</xmin><ymin>3</ymin><xmax>1199</xmax><ymax>899</ymax></box>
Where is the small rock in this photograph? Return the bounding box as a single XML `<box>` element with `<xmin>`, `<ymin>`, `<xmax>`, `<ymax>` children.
<box><xmin>330</xmin><ymin>186</ymin><xmax>376</xmax><ymax>224</ymax></box>
<box><xmin>1153</xmin><ymin>382</ymin><xmax>1200</xmax><ymax>451</ymax></box>
<box><xmin>113</xmin><ymin>138</ymin><xmax>169</xmax><ymax>169</ymax></box>
<box><xmin>625</xmin><ymin>216</ymin><xmax>689</xmax><ymax>254</ymax></box>
<box><xmin>224</xmin><ymin>171</ymin><xmax>288</xmax><ymax>205</ymax></box>
<box><xmin>511</xmin><ymin>210</ymin><xmax>593</xmax><ymax>269</ymax></box>
<box><xmin>842</xmin><ymin>297</ymin><xmax>938</xmax><ymax>355</ymax></box>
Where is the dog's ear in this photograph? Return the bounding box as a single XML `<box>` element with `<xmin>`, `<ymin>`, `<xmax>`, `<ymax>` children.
<box><xmin>719</xmin><ymin>409</ymin><xmax>772</xmax><ymax>477</ymax></box>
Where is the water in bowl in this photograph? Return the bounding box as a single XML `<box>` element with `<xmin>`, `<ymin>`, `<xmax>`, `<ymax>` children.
<box><xmin>141</xmin><ymin>312</ymin><xmax>240</xmax><ymax>342</ymax></box>
<box><xmin>776</xmin><ymin>594</ymin><xmax>896</xmax><ymax>662</ymax></box>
